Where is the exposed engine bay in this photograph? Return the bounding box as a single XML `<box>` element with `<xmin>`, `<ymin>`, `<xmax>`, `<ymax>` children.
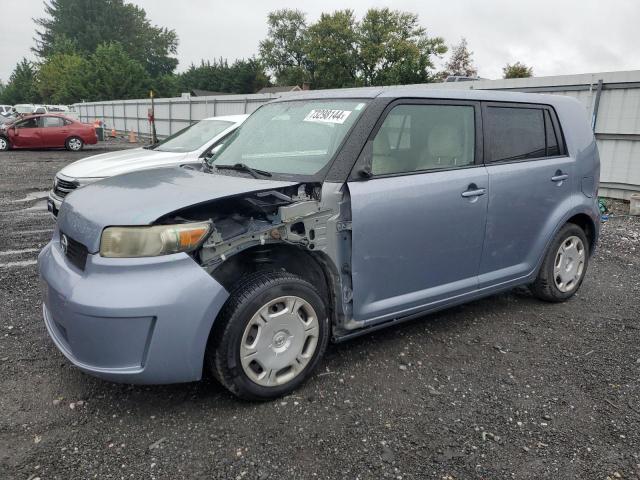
<box><xmin>157</xmin><ymin>181</ymin><xmax>359</xmax><ymax>335</ymax></box>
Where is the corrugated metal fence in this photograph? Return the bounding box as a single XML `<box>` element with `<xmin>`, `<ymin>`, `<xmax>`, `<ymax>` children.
<box><xmin>73</xmin><ymin>92</ymin><xmax>281</xmax><ymax>138</ymax></box>
<box><xmin>74</xmin><ymin>70</ymin><xmax>640</xmax><ymax>199</ymax></box>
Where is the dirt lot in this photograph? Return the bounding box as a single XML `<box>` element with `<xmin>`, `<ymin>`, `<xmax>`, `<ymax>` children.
<box><xmin>0</xmin><ymin>146</ymin><xmax>639</xmax><ymax>480</ymax></box>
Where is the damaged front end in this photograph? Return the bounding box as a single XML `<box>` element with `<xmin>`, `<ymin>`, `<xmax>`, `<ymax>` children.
<box><xmin>157</xmin><ymin>181</ymin><xmax>358</xmax><ymax>336</ymax></box>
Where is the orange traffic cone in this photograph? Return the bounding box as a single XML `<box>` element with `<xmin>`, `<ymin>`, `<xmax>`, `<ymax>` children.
<box><xmin>128</xmin><ymin>129</ymin><xmax>137</xmax><ymax>143</ymax></box>
<box><xmin>110</xmin><ymin>128</ymin><xmax>117</xmax><ymax>138</ymax></box>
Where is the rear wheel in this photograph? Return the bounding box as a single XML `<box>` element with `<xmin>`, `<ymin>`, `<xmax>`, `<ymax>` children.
<box><xmin>0</xmin><ymin>136</ymin><xmax>9</xmax><ymax>151</ymax></box>
<box><xmin>207</xmin><ymin>271</ymin><xmax>329</xmax><ymax>400</ymax></box>
<box><xmin>531</xmin><ymin>223</ymin><xmax>589</xmax><ymax>302</ymax></box>
<box><xmin>65</xmin><ymin>136</ymin><xmax>84</xmax><ymax>151</ymax></box>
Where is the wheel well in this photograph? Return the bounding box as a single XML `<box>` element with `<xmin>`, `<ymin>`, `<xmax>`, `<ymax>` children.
<box><xmin>566</xmin><ymin>213</ymin><xmax>596</xmax><ymax>252</ymax></box>
<box><xmin>210</xmin><ymin>244</ymin><xmax>334</xmax><ymax>307</ymax></box>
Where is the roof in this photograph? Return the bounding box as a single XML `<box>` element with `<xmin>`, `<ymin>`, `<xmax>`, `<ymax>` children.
<box><xmin>19</xmin><ymin>113</ymin><xmax>76</xmax><ymax>121</ymax></box>
<box><xmin>271</xmin><ymin>86</ymin><xmax>577</xmax><ymax>108</ymax></box>
<box><xmin>258</xmin><ymin>86</ymin><xmax>302</xmax><ymax>94</ymax></box>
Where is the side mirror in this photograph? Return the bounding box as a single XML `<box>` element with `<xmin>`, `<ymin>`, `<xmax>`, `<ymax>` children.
<box><xmin>13</xmin><ymin>127</ymin><xmax>19</xmax><ymax>136</ymax></box>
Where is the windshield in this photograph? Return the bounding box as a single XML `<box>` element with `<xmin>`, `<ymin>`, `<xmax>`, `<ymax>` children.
<box><xmin>155</xmin><ymin>119</ymin><xmax>234</xmax><ymax>153</ymax></box>
<box><xmin>213</xmin><ymin>99</ymin><xmax>368</xmax><ymax>176</ymax></box>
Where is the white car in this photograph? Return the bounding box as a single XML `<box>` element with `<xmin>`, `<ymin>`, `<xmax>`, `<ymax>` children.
<box><xmin>48</xmin><ymin>114</ymin><xmax>247</xmax><ymax>216</ymax></box>
<box><xmin>13</xmin><ymin>104</ymin><xmax>47</xmax><ymax>115</ymax></box>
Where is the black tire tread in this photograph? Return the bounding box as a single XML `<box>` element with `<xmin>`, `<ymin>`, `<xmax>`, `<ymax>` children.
<box><xmin>531</xmin><ymin>223</ymin><xmax>589</xmax><ymax>302</ymax></box>
<box><xmin>207</xmin><ymin>270</ymin><xmax>328</xmax><ymax>400</ymax></box>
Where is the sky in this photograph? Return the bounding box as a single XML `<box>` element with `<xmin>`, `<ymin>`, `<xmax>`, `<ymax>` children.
<box><xmin>1</xmin><ymin>0</ymin><xmax>639</xmax><ymax>83</ymax></box>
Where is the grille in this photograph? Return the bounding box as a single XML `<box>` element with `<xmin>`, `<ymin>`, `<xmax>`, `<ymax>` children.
<box><xmin>61</xmin><ymin>232</ymin><xmax>88</xmax><ymax>271</ymax></box>
<box><xmin>54</xmin><ymin>177</ymin><xmax>78</xmax><ymax>199</ymax></box>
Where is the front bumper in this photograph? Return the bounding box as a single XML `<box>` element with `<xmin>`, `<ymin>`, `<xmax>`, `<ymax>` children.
<box><xmin>38</xmin><ymin>233</ymin><xmax>229</xmax><ymax>384</ymax></box>
<box><xmin>47</xmin><ymin>192</ymin><xmax>62</xmax><ymax>217</ymax></box>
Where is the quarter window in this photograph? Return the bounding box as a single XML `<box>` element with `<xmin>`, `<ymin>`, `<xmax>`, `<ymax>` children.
<box><xmin>371</xmin><ymin>104</ymin><xmax>476</xmax><ymax>175</ymax></box>
<box><xmin>544</xmin><ymin>110</ymin><xmax>560</xmax><ymax>156</ymax></box>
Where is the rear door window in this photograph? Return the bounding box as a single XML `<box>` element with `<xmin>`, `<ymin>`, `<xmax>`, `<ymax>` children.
<box><xmin>41</xmin><ymin>116</ymin><xmax>64</xmax><ymax>128</ymax></box>
<box><xmin>485</xmin><ymin>107</ymin><xmax>546</xmax><ymax>163</ymax></box>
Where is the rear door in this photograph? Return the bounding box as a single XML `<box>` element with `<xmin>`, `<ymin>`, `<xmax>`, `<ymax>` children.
<box><xmin>39</xmin><ymin>116</ymin><xmax>69</xmax><ymax>147</ymax></box>
<box><xmin>478</xmin><ymin>103</ymin><xmax>574</xmax><ymax>287</ymax></box>
<box><xmin>348</xmin><ymin>100</ymin><xmax>488</xmax><ymax>323</ymax></box>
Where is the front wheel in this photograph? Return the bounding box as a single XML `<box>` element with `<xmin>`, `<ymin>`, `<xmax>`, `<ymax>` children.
<box><xmin>0</xmin><ymin>136</ymin><xmax>9</xmax><ymax>151</ymax></box>
<box><xmin>65</xmin><ymin>136</ymin><xmax>84</xmax><ymax>151</ymax></box>
<box><xmin>531</xmin><ymin>223</ymin><xmax>589</xmax><ymax>302</ymax></box>
<box><xmin>207</xmin><ymin>271</ymin><xmax>329</xmax><ymax>400</ymax></box>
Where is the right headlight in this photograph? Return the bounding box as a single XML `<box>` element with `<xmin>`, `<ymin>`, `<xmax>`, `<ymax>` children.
<box><xmin>100</xmin><ymin>222</ymin><xmax>211</xmax><ymax>258</ymax></box>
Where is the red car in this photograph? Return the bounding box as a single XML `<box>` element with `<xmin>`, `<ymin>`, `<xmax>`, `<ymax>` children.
<box><xmin>0</xmin><ymin>114</ymin><xmax>98</xmax><ymax>151</ymax></box>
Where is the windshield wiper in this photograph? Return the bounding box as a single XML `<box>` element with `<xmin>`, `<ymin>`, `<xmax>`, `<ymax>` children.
<box><xmin>215</xmin><ymin>163</ymin><xmax>272</xmax><ymax>178</ymax></box>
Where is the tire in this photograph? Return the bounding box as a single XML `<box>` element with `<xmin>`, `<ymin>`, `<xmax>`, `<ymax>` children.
<box><xmin>65</xmin><ymin>136</ymin><xmax>84</xmax><ymax>151</ymax></box>
<box><xmin>0</xmin><ymin>136</ymin><xmax>9</xmax><ymax>151</ymax></box>
<box><xmin>207</xmin><ymin>270</ymin><xmax>330</xmax><ymax>400</ymax></box>
<box><xmin>531</xmin><ymin>223</ymin><xmax>590</xmax><ymax>302</ymax></box>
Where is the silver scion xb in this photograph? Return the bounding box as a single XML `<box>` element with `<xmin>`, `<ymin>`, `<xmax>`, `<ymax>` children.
<box><xmin>38</xmin><ymin>88</ymin><xmax>600</xmax><ymax>400</ymax></box>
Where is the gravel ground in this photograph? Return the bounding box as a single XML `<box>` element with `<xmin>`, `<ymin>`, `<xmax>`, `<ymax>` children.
<box><xmin>1</xmin><ymin>147</ymin><xmax>639</xmax><ymax>480</ymax></box>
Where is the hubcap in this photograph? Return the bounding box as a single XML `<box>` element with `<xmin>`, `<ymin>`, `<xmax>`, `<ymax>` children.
<box><xmin>553</xmin><ymin>235</ymin><xmax>586</xmax><ymax>293</ymax></box>
<box><xmin>0</xmin><ymin>138</ymin><xmax>6</xmax><ymax>150</ymax></box>
<box><xmin>240</xmin><ymin>295</ymin><xmax>319</xmax><ymax>387</ymax></box>
<box><xmin>69</xmin><ymin>139</ymin><xmax>81</xmax><ymax>150</ymax></box>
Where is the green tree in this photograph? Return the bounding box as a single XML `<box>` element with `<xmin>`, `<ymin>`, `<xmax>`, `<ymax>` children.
<box><xmin>443</xmin><ymin>38</ymin><xmax>477</xmax><ymax>78</ymax></box>
<box><xmin>34</xmin><ymin>0</ymin><xmax>178</xmax><ymax>77</ymax></box>
<box><xmin>150</xmin><ymin>74</ymin><xmax>182</xmax><ymax>98</ymax></box>
<box><xmin>306</xmin><ymin>10</ymin><xmax>359</xmax><ymax>89</ymax></box>
<box><xmin>83</xmin><ymin>42</ymin><xmax>150</xmax><ymax>101</ymax></box>
<box><xmin>0</xmin><ymin>59</ymin><xmax>40</xmax><ymax>104</ymax></box>
<box><xmin>179</xmin><ymin>58</ymin><xmax>269</xmax><ymax>94</ymax></box>
<box><xmin>503</xmin><ymin>61</ymin><xmax>533</xmax><ymax>79</ymax></box>
<box><xmin>259</xmin><ymin>9</ymin><xmax>311</xmax><ymax>86</ymax></box>
<box><xmin>258</xmin><ymin>8</ymin><xmax>447</xmax><ymax>89</ymax></box>
<box><xmin>358</xmin><ymin>8</ymin><xmax>446</xmax><ymax>86</ymax></box>
<box><xmin>37</xmin><ymin>52</ymin><xmax>89</xmax><ymax>103</ymax></box>
<box><xmin>226</xmin><ymin>58</ymin><xmax>270</xmax><ymax>93</ymax></box>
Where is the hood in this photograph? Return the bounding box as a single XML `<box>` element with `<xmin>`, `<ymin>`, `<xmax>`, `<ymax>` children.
<box><xmin>59</xmin><ymin>148</ymin><xmax>191</xmax><ymax>179</ymax></box>
<box><xmin>57</xmin><ymin>167</ymin><xmax>297</xmax><ymax>253</ymax></box>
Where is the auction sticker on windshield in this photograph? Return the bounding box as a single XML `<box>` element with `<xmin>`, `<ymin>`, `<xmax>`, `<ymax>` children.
<box><xmin>304</xmin><ymin>109</ymin><xmax>352</xmax><ymax>124</ymax></box>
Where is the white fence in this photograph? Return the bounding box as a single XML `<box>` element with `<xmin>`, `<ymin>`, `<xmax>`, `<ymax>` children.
<box><xmin>74</xmin><ymin>70</ymin><xmax>640</xmax><ymax>199</ymax></box>
<box><xmin>73</xmin><ymin>92</ymin><xmax>282</xmax><ymax>138</ymax></box>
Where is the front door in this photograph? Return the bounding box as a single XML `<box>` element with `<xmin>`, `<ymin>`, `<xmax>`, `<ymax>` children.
<box><xmin>10</xmin><ymin>117</ymin><xmax>41</xmax><ymax>147</ymax></box>
<box><xmin>348</xmin><ymin>100</ymin><xmax>488</xmax><ymax>324</ymax></box>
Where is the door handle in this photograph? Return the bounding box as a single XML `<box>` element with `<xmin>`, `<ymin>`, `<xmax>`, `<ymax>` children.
<box><xmin>551</xmin><ymin>172</ymin><xmax>569</xmax><ymax>182</ymax></box>
<box><xmin>461</xmin><ymin>184</ymin><xmax>486</xmax><ymax>198</ymax></box>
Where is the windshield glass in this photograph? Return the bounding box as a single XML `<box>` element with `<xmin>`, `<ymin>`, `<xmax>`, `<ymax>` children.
<box><xmin>155</xmin><ymin>119</ymin><xmax>234</xmax><ymax>153</ymax></box>
<box><xmin>213</xmin><ymin>99</ymin><xmax>368</xmax><ymax>175</ymax></box>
